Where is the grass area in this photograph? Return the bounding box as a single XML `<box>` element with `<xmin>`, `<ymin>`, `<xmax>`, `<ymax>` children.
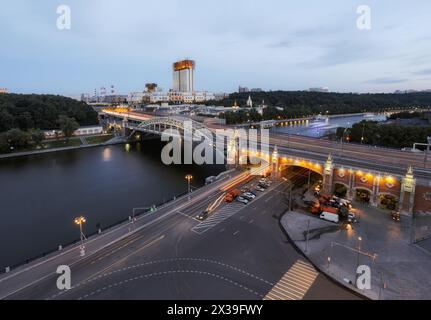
<box><xmin>85</xmin><ymin>134</ymin><xmax>114</xmax><ymax>145</ymax></box>
<box><xmin>40</xmin><ymin>138</ymin><xmax>82</xmax><ymax>149</ymax></box>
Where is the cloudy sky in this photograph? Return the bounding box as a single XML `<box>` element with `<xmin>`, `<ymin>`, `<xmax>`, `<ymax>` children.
<box><xmin>1</xmin><ymin>0</ymin><xmax>431</xmax><ymax>95</ymax></box>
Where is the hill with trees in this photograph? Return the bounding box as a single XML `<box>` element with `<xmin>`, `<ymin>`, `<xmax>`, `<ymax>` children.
<box><xmin>0</xmin><ymin>94</ymin><xmax>99</xmax><ymax>153</ymax></box>
<box><xmin>211</xmin><ymin>91</ymin><xmax>431</xmax><ymax>124</ymax></box>
<box><xmin>0</xmin><ymin>94</ymin><xmax>98</xmax><ymax>132</ymax></box>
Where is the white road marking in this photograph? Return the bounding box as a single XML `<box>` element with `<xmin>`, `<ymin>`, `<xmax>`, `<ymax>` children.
<box><xmin>264</xmin><ymin>260</ymin><xmax>318</xmax><ymax>300</ymax></box>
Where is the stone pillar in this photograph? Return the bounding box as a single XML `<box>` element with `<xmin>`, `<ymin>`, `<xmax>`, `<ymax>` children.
<box><xmin>121</xmin><ymin>117</ymin><xmax>128</xmax><ymax>137</ymax></box>
<box><xmin>271</xmin><ymin>146</ymin><xmax>280</xmax><ymax>179</ymax></box>
<box><xmin>322</xmin><ymin>154</ymin><xmax>334</xmax><ymax>195</ymax></box>
<box><xmin>347</xmin><ymin>169</ymin><xmax>355</xmax><ymax>200</ymax></box>
<box><xmin>370</xmin><ymin>175</ymin><xmax>379</xmax><ymax>207</ymax></box>
<box><xmin>400</xmin><ymin>166</ymin><xmax>416</xmax><ymax>216</ymax></box>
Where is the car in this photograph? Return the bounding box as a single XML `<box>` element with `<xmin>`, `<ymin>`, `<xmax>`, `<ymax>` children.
<box><xmin>256</xmin><ymin>187</ymin><xmax>265</xmax><ymax>192</ymax></box>
<box><xmin>244</xmin><ymin>192</ymin><xmax>256</xmax><ymax>199</ymax></box>
<box><xmin>320</xmin><ymin>211</ymin><xmax>339</xmax><ymax>223</ymax></box>
<box><xmin>333</xmin><ymin>196</ymin><xmax>352</xmax><ymax>209</ymax></box>
<box><xmin>391</xmin><ymin>211</ymin><xmax>401</xmax><ymax>222</ymax></box>
<box><xmin>258</xmin><ymin>183</ymin><xmax>268</xmax><ymax>189</ymax></box>
<box><xmin>196</xmin><ymin>211</ymin><xmax>209</xmax><ymax>221</ymax></box>
<box><xmin>237</xmin><ymin>196</ymin><xmax>249</xmax><ymax>204</ymax></box>
<box><xmin>242</xmin><ymin>194</ymin><xmax>254</xmax><ymax>201</ymax></box>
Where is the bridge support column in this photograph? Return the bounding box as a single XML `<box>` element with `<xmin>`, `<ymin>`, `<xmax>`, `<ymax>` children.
<box><xmin>399</xmin><ymin>166</ymin><xmax>416</xmax><ymax>216</ymax></box>
<box><xmin>370</xmin><ymin>175</ymin><xmax>380</xmax><ymax>207</ymax></box>
<box><xmin>347</xmin><ymin>169</ymin><xmax>355</xmax><ymax>200</ymax></box>
<box><xmin>121</xmin><ymin>117</ymin><xmax>128</xmax><ymax>137</ymax></box>
<box><xmin>322</xmin><ymin>154</ymin><xmax>334</xmax><ymax>195</ymax></box>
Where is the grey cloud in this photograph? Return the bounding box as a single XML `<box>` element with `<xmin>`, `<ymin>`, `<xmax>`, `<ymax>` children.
<box><xmin>364</xmin><ymin>77</ymin><xmax>408</xmax><ymax>84</ymax></box>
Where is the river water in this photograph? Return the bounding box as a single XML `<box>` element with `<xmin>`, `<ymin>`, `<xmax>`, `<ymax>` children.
<box><xmin>0</xmin><ymin>140</ymin><xmax>225</xmax><ymax>269</ymax></box>
<box><xmin>272</xmin><ymin>113</ymin><xmax>387</xmax><ymax>138</ymax></box>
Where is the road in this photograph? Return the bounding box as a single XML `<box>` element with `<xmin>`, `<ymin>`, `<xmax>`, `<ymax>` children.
<box><xmin>270</xmin><ymin>133</ymin><xmax>430</xmax><ymax>170</ymax></box>
<box><xmin>2</xmin><ymin>172</ymin><xmax>359</xmax><ymax>300</ymax></box>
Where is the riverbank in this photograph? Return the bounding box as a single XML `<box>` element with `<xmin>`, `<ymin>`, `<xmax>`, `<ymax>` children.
<box><xmin>0</xmin><ymin>135</ymin><xmax>125</xmax><ymax>160</ymax></box>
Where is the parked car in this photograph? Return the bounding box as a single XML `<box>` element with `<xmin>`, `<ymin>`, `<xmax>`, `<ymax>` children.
<box><xmin>391</xmin><ymin>211</ymin><xmax>401</xmax><ymax>222</ymax></box>
<box><xmin>237</xmin><ymin>196</ymin><xmax>249</xmax><ymax>204</ymax></box>
<box><xmin>244</xmin><ymin>192</ymin><xmax>256</xmax><ymax>199</ymax></box>
<box><xmin>258</xmin><ymin>183</ymin><xmax>268</xmax><ymax>189</ymax></box>
<box><xmin>256</xmin><ymin>186</ymin><xmax>265</xmax><ymax>192</ymax></box>
<box><xmin>333</xmin><ymin>196</ymin><xmax>352</xmax><ymax>209</ymax></box>
<box><xmin>242</xmin><ymin>193</ymin><xmax>254</xmax><ymax>201</ymax></box>
<box><xmin>319</xmin><ymin>207</ymin><xmax>339</xmax><ymax>223</ymax></box>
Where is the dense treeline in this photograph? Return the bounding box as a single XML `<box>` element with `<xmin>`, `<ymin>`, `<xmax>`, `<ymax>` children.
<box><xmin>0</xmin><ymin>94</ymin><xmax>98</xmax><ymax>153</ymax></box>
<box><xmin>388</xmin><ymin>111</ymin><xmax>431</xmax><ymax>121</ymax></box>
<box><xmin>0</xmin><ymin>94</ymin><xmax>98</xmax><ymax>132</ymax></box>
<box><xmin>336</xmin><ymin>120</ymin><xmax>431</xmax><ymax>149</ymax></box>
<box><xmin>213</xmin><ymin>91</ymin><xmax>431</xmax><ymax>124</ymax></box>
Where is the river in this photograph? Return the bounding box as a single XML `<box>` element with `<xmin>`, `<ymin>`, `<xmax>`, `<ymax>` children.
<box><xmin>271</xmin><ymin>113</ymin><xmax>387</xmax><ymax>138</ymax></box>
<box><xmin>0</xmin><ymin>140</ymin><xmax>225</xmax><ymax>269</ymax></box>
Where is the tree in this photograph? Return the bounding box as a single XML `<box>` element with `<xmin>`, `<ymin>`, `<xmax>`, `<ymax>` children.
<box><xmin>58</xmin><ymin>116</ymin><xmax>79</xmax><ymax>141</ymax></box>
<box><xmin>0</xmin><ymin>133</ymin><xmax>10</xmax><ymax>153</ymax></box>
<box><xmin>28</xmin><ymin>128</ymin><xmax>45</xmax><ymax>146</ymax></box>
<box><xmin>6</xmin><ymin>128</ymin><xmax>31</xmax><ymax>150</ymax></box>
<box><xmin>0</xmin><ymin>109</ymin><xmax>14</xmax><ymax>132</ymax></box>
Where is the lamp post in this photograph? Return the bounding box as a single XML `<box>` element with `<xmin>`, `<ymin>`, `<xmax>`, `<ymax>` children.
<box><xmin>74</xmin><ymin>216</ymin><xmax>86</xmax><ymax>257</ymax></box>
<box><xmin>360</xmin><ymin>123</ymin><xmax>366</xmax><ymax>144</ymax></box>
<box><xmin>355</xmin><ymin>236</ymin><xmax>362</xmax><ymax>286</ymax></box>
<box><xmin>185</xmin><ymin>175</ymin><xmax>193</xmax><ymax>201</ymax></box>
<box><xmin>340</xmin><ymin>128</ymin><xmax>349</xmax><ymax>158</ymax></box>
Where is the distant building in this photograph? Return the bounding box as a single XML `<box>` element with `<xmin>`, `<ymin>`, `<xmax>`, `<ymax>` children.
<box><xmin>0</xmin><ymin>88</ymin><xmax>8</xmax><ymax>94</ymax></box>
<box><xmin>145</xmin><ymin>83</ymin><xmax>158</xmax><ymax>92</ymax></box>
<box><xmin>250</xmin><ymin>88</ymin><xmax>263</xmax><ymax>92</ymax></box>
<box><xmin>43</xmin><ymin>125</ymin><xmax>104</xmax><ymax>139</ymax></box>
<box><xmin>238</xmin><ymin>86</ymin><xmax>249</xmax><ymax>93</ymax></box>
<box><xmin>246</xmin><ymin>95</ymin><xmax>253</xmax><ymax>108</ymax></box>
<box><xmin>173</xmin><ymin>59</ymin><xmax>195</xmax><ymax>92</ymax></box>
<box><xmin>214</xmin><ymin>92</ymin><xmax>228</xmax><ymax>101</ymax></box>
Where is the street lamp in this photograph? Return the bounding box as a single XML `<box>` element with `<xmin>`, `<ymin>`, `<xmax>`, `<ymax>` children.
<box><xmin>355</xmin><ymin>236</ymin><xmax>363</xmax><ymax>285</ymax></box>
<box><xmin>74</xmin><ymin>216</ymin><xmax>87</xmax><ymax>257</ymax></box>
<box><xmin>185</xmin><ymin>175</ymin><xmax>193</xmax><ymax>201</ymax></box>
<box><xmin>340</xmin><ymin>128</ymin><xmax>349</xmax><ymax>158</ymax></box>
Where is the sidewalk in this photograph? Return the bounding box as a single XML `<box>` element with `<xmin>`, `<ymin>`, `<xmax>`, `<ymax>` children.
<box><xmin>0</xmin><ymin>135</ymin><xmax>126</xmax><ymax>159</ymax></box>
<box><xmin>281</xmin><ymin>204</ymin><xmax>431</xmax><ymax>300</ymax></box>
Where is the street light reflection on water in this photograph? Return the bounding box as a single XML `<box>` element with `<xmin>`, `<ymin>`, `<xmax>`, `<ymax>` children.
<box><xmin>102</xmin><ymin>147</ymin><xmax>112</xmax><ymax>161</ymax></box>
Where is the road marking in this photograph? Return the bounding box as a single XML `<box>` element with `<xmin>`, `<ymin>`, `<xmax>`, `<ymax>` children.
<box><xmin>191</xmin><ymin>202</ymin><xmax>244</xmax><ymax>235</ymax></box>
<box><xmin>249</xmin><ymin>219</ymin><xmax>254</xmax><ymax>224</ymax></box>
<box><xmin>219</xmin><ymin>228</ymin><xmax>225</xmax><ymax>233</ymax></box>
<box><xmin>77</xmin><ymin>270</ymin><xmax>264</xmax><ymax>300</ymax></box>
<box><xmin>233</xmin><ymin>231</ymin><xmax>240</xmax><ymax>236</ymax></box>
<box><xmin>263</xmin><ymin>260</ymin><xmax>318</xmax><ymax>300</ymax></box>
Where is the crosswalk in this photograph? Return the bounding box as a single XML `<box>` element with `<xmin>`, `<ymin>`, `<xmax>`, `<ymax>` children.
<box><xmin>191</xmin><ymin>202</ymin><xmax>245</xmax><ymax>235</ymax></box>
<box><xmin>264</xmin><ymin>260</ymin><xmax>319</xmax><ymax>300</ymax></box>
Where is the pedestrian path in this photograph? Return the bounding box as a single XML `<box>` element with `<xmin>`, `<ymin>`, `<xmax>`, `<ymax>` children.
<box><xmin>264</xmin><ymin>260</ymin><xmax>319</xmax><ymax>300</ymax></box>
<box><xmin>191</xmin><ymin>202</ymin><xmax>245</xmax><ymax>235</ymax></box>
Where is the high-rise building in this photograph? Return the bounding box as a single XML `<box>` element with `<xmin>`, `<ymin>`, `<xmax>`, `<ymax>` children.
<box><xmin>173</xmin><ymin>59</ymin><xmax>195</xmax><ymax>92</ymax></box>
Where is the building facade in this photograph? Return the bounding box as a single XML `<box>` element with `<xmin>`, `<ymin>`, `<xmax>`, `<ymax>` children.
<box><xmin>173</xmin><ymin>60</ymin><xmax>195</xmax><ymax>93</ymax></box>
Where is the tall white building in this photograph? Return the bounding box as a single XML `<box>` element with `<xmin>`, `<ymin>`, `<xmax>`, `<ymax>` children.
<box><xmin>173</xmin><ymin>60</ymin><xmax>195</xmax><ymax>92</ymax></box>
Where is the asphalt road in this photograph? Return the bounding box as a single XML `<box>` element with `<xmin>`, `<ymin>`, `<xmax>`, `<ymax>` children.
<box><xmin>4</xmin><ymin>175</ymin><xmax>360</xmax><ymax>300</ymax></box>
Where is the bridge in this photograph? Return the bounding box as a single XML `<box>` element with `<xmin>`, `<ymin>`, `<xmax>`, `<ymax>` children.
<box><xmin>100</xmin><ymin>109</ymin><xmax>431</xmax><ymax>217</ymax></box>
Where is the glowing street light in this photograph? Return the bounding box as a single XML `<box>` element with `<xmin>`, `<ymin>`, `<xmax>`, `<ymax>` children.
<box><xmin>185</xmin><ymin>175</ymin><xmax>193</xmax><ymax>201</ymax></box>
<box><xmin>74</xmin><ymin>216</ymin><xmax>87</xmax><ymax>257</ymax></box>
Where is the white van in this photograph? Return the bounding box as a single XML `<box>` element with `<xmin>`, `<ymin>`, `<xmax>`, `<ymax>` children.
<box><xmin>320</xmin><ymin>211</ymin><xmax>339</xmax><ymax>223</ymax></box>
